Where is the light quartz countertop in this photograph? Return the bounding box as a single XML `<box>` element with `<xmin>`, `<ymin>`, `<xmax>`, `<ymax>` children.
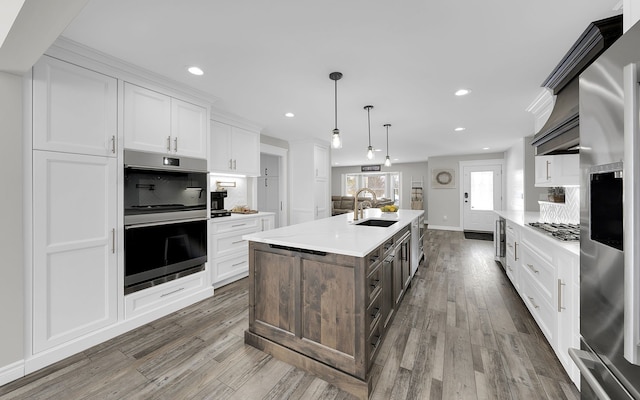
<box><xmin>494</xmin><ymin>210</ymin><xmax>579</xmax><ymax>256</ymax></box>
<box><xmin>243</xmin><ymin>209</ymin><xmax>424</xmax><ymax>257</ymax></box>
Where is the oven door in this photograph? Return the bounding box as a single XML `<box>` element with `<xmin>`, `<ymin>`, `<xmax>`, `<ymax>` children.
<box><xmin>124</xmin><ymin>219</ymin><xmax>207</xmax><ymax>294</ymax></box>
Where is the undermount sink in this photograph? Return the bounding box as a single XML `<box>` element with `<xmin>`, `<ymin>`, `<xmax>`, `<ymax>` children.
<box><xmin>355</xmin><ymin>219</ymin><xmax>397</xmax><ymax>227</ymax></box>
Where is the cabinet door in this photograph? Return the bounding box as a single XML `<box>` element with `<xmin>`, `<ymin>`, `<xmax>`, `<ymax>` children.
<box><xmin>553</xmin><ymin>154</ymin><xmax>579</xmax><ymax>186</ymax></box>
<box><xmin>231</xmin><ymin>126</ymin><xmax>259</xmax><ymax>176</ymax></box>
<box><xmin>171</xmin><ymin>99</ymin><xmax>207</xmax><ymax>158</ymax></box>
<box><xmin>534</xmin><ymin>156</ymin><xmax>553</xmax><ymax>186</ymax></box>
<box><xmin>33</xmin><ymin>56</ymin><xmax>117</xmax><ymax>157</ymax></box>
<box><xmin>314</xmin><ymin>144</ymin><xmax>328</xmax><ymax>179</ymax></box>
<box><xmin>124</xmin><ymin>83</ymin><xmax>171</xmax><ymax>153</ymax></box>
<box><xmin>210</xmin><ymin>120</ymin><xmax>232</xmax><ymax>172</ymax></box>
<box><xmin>393</xmin><ymin>245</ymin><xmax>403</xmax><ymax>306</ymax></box>
<box><xmin>32</xmin><ymin>151</ymin><xmax>117</xmax><ymax>353</ymax></box>
<box><xmin>314</xmin><ymin>179</ymin><xmax>329</xmax><ymax>219</ymax></box>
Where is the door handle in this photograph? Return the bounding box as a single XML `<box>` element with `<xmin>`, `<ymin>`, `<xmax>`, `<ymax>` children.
<box><xmin>464</xmin><ymin>192</ymin><xmax>469</xmax><ymax>203</ymax></box>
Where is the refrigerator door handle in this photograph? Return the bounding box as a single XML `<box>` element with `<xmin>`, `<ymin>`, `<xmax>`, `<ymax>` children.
<box><xmin>569</xmin><ymin>348</ymin><xmax>612</xmax><ymax>400</ymax></box>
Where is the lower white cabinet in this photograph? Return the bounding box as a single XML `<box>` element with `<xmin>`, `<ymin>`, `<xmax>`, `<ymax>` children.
<box><xmin>505</xmin><ymin>221</ymin><xmax>520</xmax><ymax>289</ymax></box>
<box><xmin>125</xmin><ymin>272</ymin><xmax>207</xmax><ymax>318</ymax></box>
<box><xmin>209</xmin><ymin>214</ymin><xmax>275</xmax><ymax>288</ymax></box>
<box><xmin>32</xmin><ymin>150</ymin><xmax>118</xmax><ymax>353</ymax></box>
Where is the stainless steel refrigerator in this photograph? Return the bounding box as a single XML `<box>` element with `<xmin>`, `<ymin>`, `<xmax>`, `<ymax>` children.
<box><xmin>570</xmin><ymin>19</ymin><xmax>640</xmax><ymax>399</ymax></box>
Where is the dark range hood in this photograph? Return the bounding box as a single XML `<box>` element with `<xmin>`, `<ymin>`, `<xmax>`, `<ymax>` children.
<box><xmin>532</xmin><ymin>15</ymin><xmax>622</xmax><ymax>156</ymax></box>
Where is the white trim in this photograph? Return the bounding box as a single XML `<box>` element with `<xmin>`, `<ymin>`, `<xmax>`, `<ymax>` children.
<box><xmin>0</xmin><ymin>360</ymin><xmax>24</xmax><ymax>386</ymax></box>
<box><xmin>459</xmin><ymin>159</ymin><xmax>505</xmax><ymax>232</ymax></box>
<box><xmin>260</xmin><ymin>143</ymin><xmax>289</xmax><ymax>227</ymax></box>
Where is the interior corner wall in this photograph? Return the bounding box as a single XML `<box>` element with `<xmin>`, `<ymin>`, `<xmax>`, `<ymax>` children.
<box><xmin>0</xmin><ymin>71</ymin><xmax>25</xmax><ymax>369</ymax></box>
<box><xmin>330</xmin><ymin>162</ymin><xmax>428</xmax><ymax>212</ymax></box>
<box><xmin>524</xmin><ymin>135</ymin><xmax>547</xmax><ymax>211</ymax></box>
<box><xmin>427</xmin><ymin>152</ymin><xmax>504</xmax><ymax>229</ymax></box>
<box><xmin>505</xmin><ymin>138</ymin><xmax>525</xmax><ymax>211</ymax></box>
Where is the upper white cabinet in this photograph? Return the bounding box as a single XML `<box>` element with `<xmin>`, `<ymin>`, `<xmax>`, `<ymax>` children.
<box><xmin>290</xmin><ymin>141</ymin><xmax>330</xmax><ymax>224</ymax></box>
<box><xmin>32</xmin><ymin>56</ymin><xmax>118</xmax><ymax>157</ymax></box>
<box><xmin>534</xmin><ymin>154</ymin><xmax>579</xmax><ymax>187</ymax></box>
<box><xmin>32</xmin><ymin>151</ymin><xmax>118</xmax><ymax>353</ymax></box>
<box><xmin>210</xmin><ymin>120</ymin><xmax>260</xmax><ymax>176</ymax></box>
<box><xmin>124</xmin><ymin>82</ymin><xmax>207</xmax><ymax>159</ymax></box>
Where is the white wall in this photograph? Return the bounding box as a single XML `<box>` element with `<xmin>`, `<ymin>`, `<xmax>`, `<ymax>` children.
<box><xmin>505</xmin><ymin>138</ymin><xmax>525</xmax><ymax>211</ymax></box>
<box><xmin>0</xmin><ymin>71</ymin><xmax>25</xmax><ymax>370</ymax></box>
<box><xmin>331</xmin><ymin>162</ymin><xmax>428</xmax><ymax>213</ymax></box>
<box><xmin>427</xmin><ymin>152</ymin><xmax>504</xmax><ymax>229</ymax></box>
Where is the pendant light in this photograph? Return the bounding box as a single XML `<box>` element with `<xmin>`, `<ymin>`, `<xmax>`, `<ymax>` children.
<box><xmin>329</xmin><ymin>72</ymin><xmax>343</xmax><ymax>149</ymax></box>
<box><xmin>383</xmin><ymin>123</ymin><xmax>392</xmax><ymax>167</ymax></box>
<box><xmin>364</xmin><ymin>105</ymin><xmax>374</xmax><ymax>160</ymax></box>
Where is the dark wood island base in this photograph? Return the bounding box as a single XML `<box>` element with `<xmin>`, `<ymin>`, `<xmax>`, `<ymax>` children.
<box><xmin>244</xmin><ymin>224</ymin><xmax>412</xmax><ymax>399</ymax></box>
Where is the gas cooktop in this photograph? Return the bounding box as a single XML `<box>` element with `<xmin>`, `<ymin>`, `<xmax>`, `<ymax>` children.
<box><xmin>527</xmin><ymin>222</ymin><xmax>580</xmax><ymax>241</ymax></box>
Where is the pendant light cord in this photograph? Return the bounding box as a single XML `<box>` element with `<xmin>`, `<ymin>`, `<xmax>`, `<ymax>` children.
<box><xmin>334</xmin><ymin>79</ymin><xmax>338</xmax><ymax>130</ymax></box>
<box><xmin>367</xmin><ymin>107</ymin><xmax>371</xmax><ymax>146</ymax></box>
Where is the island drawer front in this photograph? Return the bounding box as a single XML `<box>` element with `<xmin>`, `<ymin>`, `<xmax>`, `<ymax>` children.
<box><xmin>382</xmin><ymin>238</ymin><xmax>394</xmax><ymax>256</ymax></box>
<box><xmin>367</xmin><ymin>265</ymin><xmax>382</xmax><ymax>302</ymax></box>
<box><xmin>366</xmin><ymin>248</ymin><xmax>382</xmax><ymax>275</ymax></box>
<box><xmin>368</xmin><ymin>318</ymin><xmax>383</xmax><ymax>365</ymax></box>
<box><xmin>366</xmin><ymin>291</ymin><xmax>382</xmax><ymax>334</ymax></box>
<box><xmin>210</xmin><ymin>217</ymin><xmax>260</xmax><ymax>234</ymax></box>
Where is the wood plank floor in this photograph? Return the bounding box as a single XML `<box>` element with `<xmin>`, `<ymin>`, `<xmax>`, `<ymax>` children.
<box><xmin>0</xmin><ymin>229</ymin><xmax>579</xmax><ymax>400</ymax></box>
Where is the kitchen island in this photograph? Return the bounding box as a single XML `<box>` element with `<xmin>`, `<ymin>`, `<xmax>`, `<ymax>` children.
<box><xmin>242</xmin><ymin>209</ymin><xmax>424</xmax><ymax>400</ymax></box>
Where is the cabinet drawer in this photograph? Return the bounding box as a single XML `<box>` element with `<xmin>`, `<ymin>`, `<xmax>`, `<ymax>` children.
<box><xmin>213</xmin><ymin>252</ymin><xmax>249</xmax><ymax>283</ymax></box>
<box><xmin>212</xmin><ymin>230</ymin><xmax>254</xmax><ymax>258</ymax></box>
<box><xmin>125</xmin><ymin>272</ymin><xmax>206</xmax><ymax>318</ymax></box>
<box><xmin>521</xmin><ymin>243</ymin><xmax>555</xmax><ymax>301</ymax></box>
<box><xmin>365</xmin><ymin>248</ymin><xmax>382</xmax><ymax>275</ymax></box>
<box><xmin>367</xmin><ymin>265</ymin><xmax>382</xmax><ymax>304</ymax></box>
<box><xmin>210</xmin><ymin>217</ymin><xmax>260</xmax><ymax>234</ymax></box>
<box><xmin>382</xmin><ymin>237</ymin><xmax>395</xmax><ymax>256</ymax></box>
<box><xmin>368</xmin><ymin>317</ymin><xmax>383</xmax><ymax>365</ymax></box>
<box><xmin>366</xmin><ymin>290</ymin><xmax>382</xmax><ymax>334</ymax></box>
<box><xmin>521</xmin><ymin>272</ymin><xmax>555</xmax><ymax>345</ymax></box>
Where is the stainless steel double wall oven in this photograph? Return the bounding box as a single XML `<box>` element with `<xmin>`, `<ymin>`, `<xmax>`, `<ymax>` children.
<box><xmin>124</xmin><ymin>150</ymin><xmax>208</xmax><ymax>294</ymax></box>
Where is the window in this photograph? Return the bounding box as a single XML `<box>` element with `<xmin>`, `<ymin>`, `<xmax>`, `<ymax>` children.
<box><xmin>469</xmin><ymin>171</ymin><xmax>493</xmax><ymax>210</ymax></box>
<box><xmin>344</xmin><ymin>172</ymin><xmax>400</xmax><ymax>205</ymax></box>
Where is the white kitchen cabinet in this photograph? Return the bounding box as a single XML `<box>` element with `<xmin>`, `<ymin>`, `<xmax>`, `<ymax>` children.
<box><xmin>32</xmin><ymin>56</ymin><xmax>118</xmax><ymax>157</ymax></box>
<box><xmin>556</xmin><ymin>248</ymin><xmax>580</xmax><ymax>386</ymax></box>
<box><xmin>209</xmin><ymin>214</ymin><xmax>274</xmax><ymax>288</ymax></box>
<box><xmin>505</xmin><ymin>221</ymin><xmax>521</xmax><ymax>289</ymax></box>
<box><xmin>290</xmin><ymin>141</ymin><xmax>330</xmax><ymax>224</ymax></box>
<box><xmin>534</xmin><ymin>154</ymin><xmax>579</xmax><ymax>187</ymax></box>
<box><xmin>32</xmin><ymin>150</ymin><xmax>117</xmax><ymax>353</ymax></box>
<box><xmin>209</xmin><ymin>120</ymin><xmax>260</xmax><ymax>176</ymax></box>
<box><xmin>124</xmin><ymin>82</ymin><xmax>207</xmax><ymax>159</ymax></box>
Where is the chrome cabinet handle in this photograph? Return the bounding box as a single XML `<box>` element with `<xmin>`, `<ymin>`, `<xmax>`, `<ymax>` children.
<box><xmin>232</xmin><ymin>261</ymin><xmax>246</xmax><ymax>267</ymax></box>
<box><xmin>167</xmin><ymin>136</ymin><xmax>171</xmax><ymax>152</ymax></box>
<box><xmin>233</xmin><ymin>159</ymin><xmax>237</xmax><ymax>170</ymax></box>
<box><xmin>174</xmin><ymin>137</ymin><xmax>178</xmax><ymax>152</ymax></box>
<box><xmin>528</xmin><ymin>296</ymin><xmax>540</xmax><ymax>309</ymax></box>
<box><xmin>111</xmin><ymin>135</ymin><xmax>116</xmax><ymax>154</ymax></box>
<box><xmin>514</xmin><ymin>242</ymin><xmax>518</xmax><ymax>261</ymax></box>
<box><xmin>527</xmin><ymin>263</ymin><xmax>539</xmax><ymax>274</ymax></box>
<box><xmin>546</xmin><ymin>160</ymin><xmax>551</xmax><ymax>180</ymax></box>
<box><xmin>232</xmin><ymin>240</ymin><xmax>244</xmax><ymax>245</ymax></box>
<box><xmin>558</xmin><ymin>279</ymin><xmax>566</xmax><ymax>312</ymax></box>
<box><xmin>229</xmin><ymin>159</ymin><xmax>233</xmax><ymax>169</ymax></box>
<box><xmin>111</xmin><ymin>228</ymin><xmax>115</xmax><ymax>253</ymax></box>
<box><xmin>161</xmin><ymin>287</ymin><xmax>185</xmax><ymax>298</ymax></box>
<box><xmin>232</xmin><ymin>224</ymin><xmax>246</xmax><ymax>228</ymax></box>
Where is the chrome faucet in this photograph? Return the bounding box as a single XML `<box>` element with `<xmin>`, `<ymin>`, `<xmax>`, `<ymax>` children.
<box><xmin>353</xmin><ymin>188</ymin><xmax>377</xmax><ymax>221</ymax></box>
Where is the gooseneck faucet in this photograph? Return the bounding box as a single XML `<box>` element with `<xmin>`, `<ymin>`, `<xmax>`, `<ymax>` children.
<box><xmin>353</xmin><ymin>188</ymin><xmax>377</xmax><ymax>221</ymax></box>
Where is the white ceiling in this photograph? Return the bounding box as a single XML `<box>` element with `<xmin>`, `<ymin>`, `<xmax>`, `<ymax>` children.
<box><xmin>61</xmin><ymin>0</ymin><xmax>620</xmax><ymax>167</ymax></box>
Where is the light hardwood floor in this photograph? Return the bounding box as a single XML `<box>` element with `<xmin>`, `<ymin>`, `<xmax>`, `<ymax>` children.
<box><xmin>0</xmin><ymin>229</ymin><xmax>579</xmax><ymax>400</ymax></box>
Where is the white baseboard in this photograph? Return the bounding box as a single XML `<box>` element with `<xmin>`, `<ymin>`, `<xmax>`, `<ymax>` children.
<box><xmin>0</xmin><ymin>360</ymin><xmax>24</xmax><ymax>387</ymax></box>
<box><xmin>426</xmin><ymin>224</ymin><xmax>462</xmax><ymax>232</ymax></box>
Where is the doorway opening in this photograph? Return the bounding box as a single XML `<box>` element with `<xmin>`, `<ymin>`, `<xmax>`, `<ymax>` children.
<box><xmin>460</xmin><ymin>159</ymin><xmax>503</xmax><ymax>233</ymax></box>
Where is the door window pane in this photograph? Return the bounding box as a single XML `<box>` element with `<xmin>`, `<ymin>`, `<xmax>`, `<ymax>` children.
<box><xmin>470</xmin><ymin>171</ymin><xmax>493</xmax><ymax>210</ymax></box>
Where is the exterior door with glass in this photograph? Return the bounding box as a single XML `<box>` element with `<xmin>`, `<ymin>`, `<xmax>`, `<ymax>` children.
<box><xmin>462</xmin><ymin>164</ymin><xmax>502</xmax><ymax>232</ymax></box>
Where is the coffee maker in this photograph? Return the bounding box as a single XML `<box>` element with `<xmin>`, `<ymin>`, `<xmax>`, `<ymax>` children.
<box><xmin>210</xmin><ymin>191</ymin><xmax>231</xmax><ymax>218</ymax></box>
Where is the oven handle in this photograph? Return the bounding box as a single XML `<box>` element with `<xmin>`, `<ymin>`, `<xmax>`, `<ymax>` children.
<box><xmin>125</xmin><ymin>217</ymin><xmax>208</xmax><ymax>229</ymax></box>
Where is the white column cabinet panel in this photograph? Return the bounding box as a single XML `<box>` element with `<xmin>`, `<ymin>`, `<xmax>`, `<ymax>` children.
<box><xmin>32</xmin><ymin>56</ymin><xmax>117</xmax><ymax>157</ymax></box>
<box><xmin>210</xmin><ymin>120</ymin><xmax>233</xmax><ymax>172</ymax></box>
<box><xmin>290</xmin><ymin>141</ymin><xmax>330</xmax><ymax>224</ymax></box>
<box><xmin>32</xmin><ymin>151</ymin><xmax>117</xmax><ymax>353</ymax></box>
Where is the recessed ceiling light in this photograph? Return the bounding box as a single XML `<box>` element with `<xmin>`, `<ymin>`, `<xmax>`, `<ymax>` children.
<box><xmin>454</xmin><ymin>127</ymin><xmax>466</xmax><ymax>132</ymax></box>
<box><xmin>374</xmin><ymin>148</ymin><xmax>382</xmax><ymax>152</ymax></box>
<box><xmin>455</xmin><ymin>89</ymin><xmax>471</xmax><ymax>96</ymax></box>
<box><xmin>482</xmin><ymin>147</ymin><xmax>490</xmax><ymax>150</ymax></box>
<box><xmin>284</xmin><ymin>112</ymin><xmax>295</xmax><ymax>118</ymax></box>
<box><xmin>187</xmin><ymin>66</ymin><xmax>204</xmax><ymax>76</ymax></box>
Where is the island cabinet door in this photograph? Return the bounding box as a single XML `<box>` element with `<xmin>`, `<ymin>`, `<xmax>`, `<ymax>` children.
<box><xmin>248</xmin><ymin>243</ymin><xmax>368</xmax><ymax>379</ymax></box>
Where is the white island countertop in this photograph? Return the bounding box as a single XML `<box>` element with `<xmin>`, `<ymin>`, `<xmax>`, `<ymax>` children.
<box><xmin>243</xmin><ymin>209</ymin><xmax>424</xmax><ymax>257</ymax></box>
<box><xmin>494</xmin><ymin>210</ymin><xmax>579</xmax><ymax>256</ymax></box>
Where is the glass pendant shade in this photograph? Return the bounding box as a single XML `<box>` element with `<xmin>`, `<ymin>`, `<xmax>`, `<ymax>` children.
<box><xmin>367</xmin><ymin>146</ymin><xmax>374</xmax><ymax>160</ymax></box>
<box><xmin>384</xmin><ymin>155</ymin><xmax>392</xmax><ymax>167</ymax></box>
<box><xmin>330</xmin><ymin>72</ymin><xmax>343</xmax><ymax>149</ymax></box>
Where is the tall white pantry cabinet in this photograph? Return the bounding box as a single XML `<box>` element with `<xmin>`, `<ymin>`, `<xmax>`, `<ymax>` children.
<box><xmin>31</xmin><ymin>56</ymin><xmax>118</xmax><ymax>353</ymax></box>
<box><xmin>289</xmin><ymin>141</ymin><xmax>330</xmax><ymax>224</ymax></box>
